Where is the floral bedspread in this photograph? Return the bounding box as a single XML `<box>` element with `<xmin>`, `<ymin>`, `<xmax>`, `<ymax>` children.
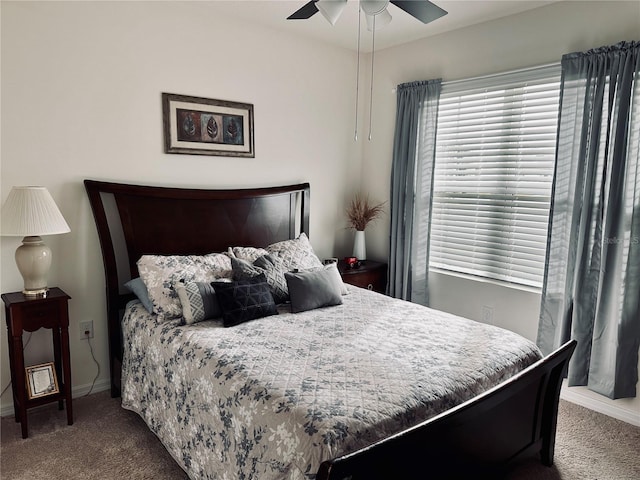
<box><xmin>121</xmin><ymin>287</ymin><xmax>542</xmax><ymax>480</ymax></box>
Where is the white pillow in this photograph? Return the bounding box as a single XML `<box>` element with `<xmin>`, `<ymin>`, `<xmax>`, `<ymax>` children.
<box><xmin>323</xmin><ymin>263</ymin><xmax>349</xmax><ymax>295</ymax></box>
<box><xmin>137</xmin><ymin>253</ymin><xmax>232</xmax><ymax>319</ymax></box>
<box><xmin>265</xmin><ymin>233</ymin><xmax>323</xmax><ymax>271</ymax></box>
<box><xmin>229</xmin><ymin>246</ymin><xmax>269</xmax><ymax>262</ymax></box>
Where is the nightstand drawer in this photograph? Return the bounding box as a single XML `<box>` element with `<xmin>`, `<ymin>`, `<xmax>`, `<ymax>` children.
<box><xmin>339</xmin><ymin>260</ymin><xmax>388</xmax><ymax>294</ymax></box>
<box><xmin>344</xmin><ymin>269</ymin><xmax>385</xmax><ymax>291</ymax></box>
<box><xmin>15</xmin><ymin>302</ymin><xmax>62</xmax><ymax>332</ymax></box>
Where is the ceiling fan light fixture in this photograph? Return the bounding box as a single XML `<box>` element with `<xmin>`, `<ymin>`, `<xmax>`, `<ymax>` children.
<box><xmin>360</xmin><ymin>0</ymin><xmax>389</xmax><ymax>16</ymax></box>
<box><xmin>316</xmin><ymin>0</ymin><xmax>348</xmax><ymax>26</ymax></box>
<box><xmin>365</xmin><ymin>9</ymin><xmax>391</xmax><ymax>31</ymax></box>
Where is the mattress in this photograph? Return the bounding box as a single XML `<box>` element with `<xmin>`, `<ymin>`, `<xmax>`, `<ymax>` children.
<box><xmin>121</xmin><ymin>286</ymin><xmax>542</xmax><ymax>480</ymax></box>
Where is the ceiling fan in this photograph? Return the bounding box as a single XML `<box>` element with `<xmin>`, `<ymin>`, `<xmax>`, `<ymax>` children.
<box><xmin>287</xmin><ymin>0</ymin><xmax>448</xmax><ymax>27</ymax></box>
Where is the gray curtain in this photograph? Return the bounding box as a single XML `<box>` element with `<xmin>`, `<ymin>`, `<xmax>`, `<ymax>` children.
<box><xmin>388</xmin><ymin>79</ymin><xmax>441</xmax><ymax>303</ymax></box>
<box><xmin>538</xmin><ymin>41</ymin><xmax>640</xmax><ymax>399</ymax></box>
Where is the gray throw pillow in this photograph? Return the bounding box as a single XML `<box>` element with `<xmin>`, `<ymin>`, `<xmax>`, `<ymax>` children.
<box><xmin>176</xmin><ymin>280</ymin><xmax>223</xmax><ymax>324</ymax></box>
<box><xmin>231</xmin><ymin>254</ymin><xmax>289</xmax><ymax>304</ymax></box>
<box><xmin>285</xmin><ymin>267</ymin><xmax>344</xmax><ymax>313</ymax></box>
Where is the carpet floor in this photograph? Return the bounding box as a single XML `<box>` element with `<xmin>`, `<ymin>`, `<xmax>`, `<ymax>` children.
<box><xmin>1</xmin><ymin>391</ymin><xmax>638</xmax><ymax>479</ymax></box>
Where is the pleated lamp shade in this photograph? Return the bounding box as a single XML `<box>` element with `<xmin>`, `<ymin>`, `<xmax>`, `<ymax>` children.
<box><xmin>2</xmin><ymin>186</ymin><xmax>70</xmax><ymax>236</ymax></box>
<box><xmin>1</xmin><ymin>186</ymin><xmax>70</xmax><ymax>296</ymax></box>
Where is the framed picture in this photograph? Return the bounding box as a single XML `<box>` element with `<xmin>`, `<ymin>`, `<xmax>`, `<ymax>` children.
<box><xmin>26</xmin><ymin>362</ymin><xmax>59</xmax><ymax>400</ymax></box>
<box><xmin>162</xmin><ymin>93</ymin><xmax>254</xmax><ymax>157</ymax></box>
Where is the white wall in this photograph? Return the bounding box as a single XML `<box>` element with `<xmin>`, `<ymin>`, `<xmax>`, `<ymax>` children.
<box><xmin>362</xmin><ymin>1</ymin><xmax>640</xmax><ymax>424</ymax></box>
<box><xmin>0</xmin><ymin>0</ymin><xmax>360</xmax><ymax>411</ymax></box>
<box><xmin>2</xmin><ymin>1</ymin><xmax>639</xmax><ymax>425</ymax></box>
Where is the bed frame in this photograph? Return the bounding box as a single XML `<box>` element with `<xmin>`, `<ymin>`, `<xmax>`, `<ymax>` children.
<box><xmin>84</xmin><ymin>179</ymin><xmax>576</xmax><ymax>479</ymax></box>
<box><xmin>84</xmin><ymin>179</ymin><xmax>310</xmax><ymax>397</ymax></box>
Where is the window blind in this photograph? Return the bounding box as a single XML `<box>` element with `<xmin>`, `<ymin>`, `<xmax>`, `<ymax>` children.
<box><xmin>430</xmin><ymin>65</ymin><xmax>561</xmax><ymax>288</ymax></box>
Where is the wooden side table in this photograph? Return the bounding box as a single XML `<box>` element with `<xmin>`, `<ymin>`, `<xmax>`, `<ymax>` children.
<box><xmin>2</xmin><ymin>287</ymin><xmax>73</xmax><ymax>438</ymax></box>
<box><xmin>338</xmin><ymin>260</ymin><xmax>388</xmax><ymax>294</ymax></box>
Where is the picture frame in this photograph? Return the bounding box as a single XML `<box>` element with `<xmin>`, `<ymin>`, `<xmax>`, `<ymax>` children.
<box><xmin>162</xmin><ymin>93</ymin><xmax>254</xmax><ymax>157</ymax></box>
<box><xmin>25</xmin><ymin>362</ymin><xmax>59</xmax><ymax>400</ymax></box>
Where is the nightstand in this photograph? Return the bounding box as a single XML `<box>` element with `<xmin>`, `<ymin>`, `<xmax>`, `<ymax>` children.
<box><xmin>338</xmin><ymin>260</ymin><xmax>388</xmax><ymax>294</ymax></box>
<box><xmin>2</xmin><ymin>287</ymin><xmax>73</xmax><ymax>438</ymax></box>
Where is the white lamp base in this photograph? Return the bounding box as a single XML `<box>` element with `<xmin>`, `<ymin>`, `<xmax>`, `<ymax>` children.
<box><xmin>15</xmin><ymin>236</ymin><xmax>52</xmax><ymax>297</ymax></box>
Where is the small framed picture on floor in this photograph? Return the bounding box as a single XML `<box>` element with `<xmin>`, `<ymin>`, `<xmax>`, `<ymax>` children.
<box><xmin>26</xmin><ymin>362</ymin><xmax>59</xmax><ymax>400</ymax></box>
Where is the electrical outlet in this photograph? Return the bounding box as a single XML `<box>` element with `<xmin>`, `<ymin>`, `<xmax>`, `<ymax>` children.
<box><xmin>481</xmin><ymin>305</ymin><xmax>494</xmax><ymax>324</ymax></box>
<box><xmin>80</xmin><ymin>321</ymin><xmax>94</xmax><ymax>340</ymax></box>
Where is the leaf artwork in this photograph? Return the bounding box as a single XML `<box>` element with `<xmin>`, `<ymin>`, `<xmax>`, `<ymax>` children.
<box><xmin>207</xmin><ymin>117</ymin><xmax>218</xmax><ymax>139</ymax></box>
<box><xmin>183</xmin><ymin>114</ymin><xmax>196</xmax><ymax>137</ymax></box>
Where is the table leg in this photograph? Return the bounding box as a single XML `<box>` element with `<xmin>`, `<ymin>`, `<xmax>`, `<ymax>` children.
<box><xmin>5</xmin><ymin>310</ymin><xmax>19</xmax><ymax>422</ymax></box>
<box><xmin>60</xmin><ymin>326</ymin><xmax>73</xmax><ymax>425</ymax></box>
<box><xmin>12</xmin><ymin>334</ymin><xmax>28</xmax><ymax>438</ymax></box>
<box><xmin>52</xmin><ymin>326</ymin><xmax>64</xmax><ymax>410</ymax></box>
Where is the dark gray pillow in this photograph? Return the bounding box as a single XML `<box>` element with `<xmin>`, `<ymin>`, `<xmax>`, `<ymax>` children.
<box><xmin>212</xmin><ymin>274</ymin><xmax>278</xmax><ymax>327</ymax></box>
<box><xmin>284</xmin><ymin>268</ymin><xmax>344</xmax><ymax>313</ymax></box>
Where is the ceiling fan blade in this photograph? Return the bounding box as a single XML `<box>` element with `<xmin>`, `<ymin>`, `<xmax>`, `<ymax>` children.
<box><xmin>287</xmin><ymin>1</ymin><xmax>320</xmax><ymax>20</ymax></box>
<box><xmin>391</xmin><ymin>0</ymin><xmax>448</xmax><ymax>24</ymax></box>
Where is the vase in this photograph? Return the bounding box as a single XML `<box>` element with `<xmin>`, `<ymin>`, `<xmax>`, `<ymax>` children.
<box><xmin>352</xmin><ymin>230</ymin><xmax>366</xmax><ymax>261</ymax></box>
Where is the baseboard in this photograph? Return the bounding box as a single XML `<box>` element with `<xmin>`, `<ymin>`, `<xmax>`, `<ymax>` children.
<box><xmin>561</xmin><ymin>381</ymin><xmax>640</xmax><ymax>427</ymax></box>
<box><xmin>0</xmin><ymin>379</ymin><xmax>111</xmax><ymax>418</ymax></box>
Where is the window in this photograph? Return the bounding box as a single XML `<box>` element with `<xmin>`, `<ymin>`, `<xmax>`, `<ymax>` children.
<box><xmin>429</xmin><ymin>65</ymin><xmax>561</xmax><ymax>288</ymax></box>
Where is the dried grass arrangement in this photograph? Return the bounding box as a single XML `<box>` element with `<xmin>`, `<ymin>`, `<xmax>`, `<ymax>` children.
<box><xmin>346</xmin><ymin>193</ymin><xmax>385</xmax><ymax>231</ymax></box>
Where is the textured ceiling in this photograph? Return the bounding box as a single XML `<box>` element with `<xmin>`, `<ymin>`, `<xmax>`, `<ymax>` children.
<box><xmin>212</xmin><ymin>0</ymin><xmax>558</xmax><ymax>52</ymax></box>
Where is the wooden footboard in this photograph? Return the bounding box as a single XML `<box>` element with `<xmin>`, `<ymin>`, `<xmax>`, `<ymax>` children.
<box><xmin>317</xmin><ymin>340</ymin><xmax>576</xmax><ymax>480</ymax></box>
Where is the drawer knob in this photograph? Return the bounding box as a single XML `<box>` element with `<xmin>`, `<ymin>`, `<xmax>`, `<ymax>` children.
<box><xmin>367</xmin><ymin>284</ymin><xmax>373</xmax><ymax>290</ymax></box>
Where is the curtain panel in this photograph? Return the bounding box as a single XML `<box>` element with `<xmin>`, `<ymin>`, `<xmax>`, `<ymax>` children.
<box><xmin>388</xmin><ymin>80</ymin><xmax>441</xmax><ymax>304</ymax></box>
<box><xmin>538</xmin><ymin>41</ymin><xmax>640</xmax><ymax>399</ymax></box>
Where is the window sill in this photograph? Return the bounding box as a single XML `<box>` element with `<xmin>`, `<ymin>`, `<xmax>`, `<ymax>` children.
<box><xmin>428</xmin><ymin>267</ymin><xmax>542</xmax><ymax>295</ymax></box>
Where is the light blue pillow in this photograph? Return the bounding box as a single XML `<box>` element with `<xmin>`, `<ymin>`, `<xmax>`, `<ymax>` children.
<box><xmin>124</xmin><ymin>277</ymin><xmax>154</xmax><ymax>313</ymax></box>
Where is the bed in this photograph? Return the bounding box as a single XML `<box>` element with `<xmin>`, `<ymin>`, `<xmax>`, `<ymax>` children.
<box><xmin>84</xmin><ymin>179</ymin><xmax>575</xmax><ymax>480</ymax></box>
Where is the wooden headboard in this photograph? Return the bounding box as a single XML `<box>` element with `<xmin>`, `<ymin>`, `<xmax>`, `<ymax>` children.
<box><xmin>84</xmin><ymin>180</ymin><xmax>310</xmax><ymax>396</ymax></box>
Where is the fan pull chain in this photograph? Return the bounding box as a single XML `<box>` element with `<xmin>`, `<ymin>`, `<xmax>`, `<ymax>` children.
<box><xmin>368</xmin><ymin>15</ymin><xmax>376</xmax><ymax>141</ymax></box>
<box><xmin>354</xmin><ymin>6</ymin><xmax>362</xmax><ymax>142</ymax></box>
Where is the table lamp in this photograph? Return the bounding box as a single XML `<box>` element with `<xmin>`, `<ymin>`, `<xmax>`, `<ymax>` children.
<box><xmin>1</xmin><ymin>186</ymin><xmax>70</xmax><ymax>296</ymax></box>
